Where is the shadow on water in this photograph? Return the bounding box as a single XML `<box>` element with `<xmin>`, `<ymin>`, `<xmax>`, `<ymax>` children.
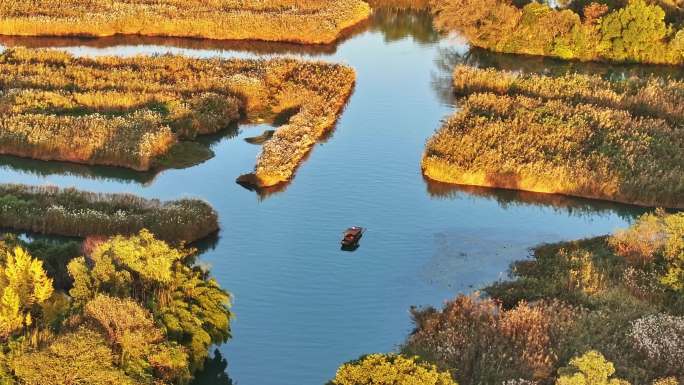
<box><xmin>190</xmin><ymin>349</ymin><xmax>234</xmax><ymax>385</ymax></box>
<box><xmin>424</xmin><ymin>178</ymin><xmax>648</xmax><ymax>221</ymax></box>
<box><xmin>0</xmin><ymin>35</ymin><xmax>344</xmax><ymax>56</ymax></box>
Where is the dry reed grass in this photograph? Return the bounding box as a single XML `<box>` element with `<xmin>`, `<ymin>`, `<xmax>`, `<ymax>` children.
<box><xmin>422</xmin><ymin>80</ymin><xmax>684</xmax><ymax>207</ymax></box>
<box><xmin>0</xmin><ymin>48</ymin><xmax>356</xmax><ymax>185</ymax></box>
<box><xmin>0</xmin><ymin>0</ymin><xmax>371</xmax><ymax>44</ymax></box>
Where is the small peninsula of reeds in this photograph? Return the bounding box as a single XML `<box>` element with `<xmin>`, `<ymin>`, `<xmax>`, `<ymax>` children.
<box><xmin>0</xmin><ymin>48</ymin><xmax>356</xmax><ymax>186</ymax></box>
<box><xmin>422</xmin><ymin>66</ymin><xmax>684</xmax><ymax>208</ymax></box>
<box><xmin>0</xmin><ymin>0</ymin><xmax>371</xmax><ymax>44</ymax></box>
<box><xmin>0</xmin><ymin>184</ymin><xmax>218</xmax><ymax>242</ymax></box>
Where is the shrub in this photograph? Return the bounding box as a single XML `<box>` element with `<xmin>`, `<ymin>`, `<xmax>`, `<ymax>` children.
<box><xmin>556</xmin><ymin>351</ymin><xmax>630</xmax><ymax>385</ymax></box>
<box><xmin>481</xmin><ymin>217</ymin><xmax>684</xmax><ymax>383</ymax></box>
<box><xmin>404</xmin><ymin>295</ymin><xmax>578</xmax><ymax>384</ymax></box>
<box><xmin>330</xmin><ymin>354</ymin><xmax>456</xmax><ymax>385</ymax></box>
<box><xmin>608</xmin><ymin>210</ymin><xmax>684</xmax><ymax>292</ymax></box>
<box><xmin>660</xmin><ymin>213</ymin><xmax>684</xmax><ymax>291</ymax></box>
<box><xmin>629</xmin><ymin>313</ymin><xmax>684</xmax><ymax>373</ymax></box>
<box><xmin>609</xmin><ymin>211</ymin><xmax>668</xmax><ymax>265</ymax></box>
<box><xmin>599</xmin><ymin>0</ymin><xmax>670</xmax><ymax>63</ymax></box>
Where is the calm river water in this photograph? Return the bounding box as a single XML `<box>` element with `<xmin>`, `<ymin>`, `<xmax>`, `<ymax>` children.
<box><xmin>0</xmin><ymin>9</ymin><xmax>654</xmax><ymax>385</ymax></box>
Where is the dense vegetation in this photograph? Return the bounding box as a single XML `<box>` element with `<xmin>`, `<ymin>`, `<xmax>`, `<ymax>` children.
<box><xmin>329</xmin><ymin>354</ymin><xmax>456</xmax><ymax>385</ymax></box>
<box><xmin>422</xmin><ymin>67</ymin><xmax>684</xmax><ymax>208</ymax></box>
<box><xmin>398</xmin><ymin>210</ymin><xmax>684</xmax><ymax>384</ymax></box>
<box><xmin>0</xmin><ymin>184</ymin><xmax>218</xmax><ymax>242</ymax></box>
<box><xmin>430</xmin><ymin>0</ymin><xmax>684</xmax><ymax>65</ymax></box>
<box><xmin>0</xmin><ymin>0</ymin><xmax>371</xmax><ymax>44</ymax></box>
<box><xmin>0</xmin><ymin>48</ymin><xmax>356</xmax><ymax>186</ymax></box>
<box><xmin>451</xmin><ymin>65</ymin><xmax>684</xmax><ymax>124</ymax></box>
<box><xmin>0</xmin><ymin>230</ymin><xmax>232</xmax><ymax>385</ymax></box>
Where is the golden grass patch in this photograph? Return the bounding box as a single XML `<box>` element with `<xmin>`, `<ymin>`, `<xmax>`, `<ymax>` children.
<box><xmin>0</xmin><ymin>48</ymin><xmax>356</xmax><ymax>186</ymax></box>
<box><xmin>422</xmin><ymin>68</ymin><xmax>684</xmax><ymax>208</ymax></box>
<box><xmin>0</xmin><ymin>0</ymin><xmax>371</xmax><ymax>44</ymax></box>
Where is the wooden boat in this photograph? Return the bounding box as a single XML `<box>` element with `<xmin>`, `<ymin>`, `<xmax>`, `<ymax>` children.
<box><xmin>341</xmin><ymin>226</ymin><xmax>365</xmax><ymax>248</ymax></box>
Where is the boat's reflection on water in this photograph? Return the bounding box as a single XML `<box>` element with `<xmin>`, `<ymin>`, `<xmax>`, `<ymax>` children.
<box><xmin>341</xmin><ymin>243</ymin><xmax>361</xmax><ymax>252</ymax></box>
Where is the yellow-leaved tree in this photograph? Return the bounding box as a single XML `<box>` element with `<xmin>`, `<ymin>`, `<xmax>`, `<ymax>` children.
<box><xmin>556</xmin><ymin>351</ymin><xmax>629</xmax><ymax>385</ymax></box>
<box><xmin>0</xmin><ymin>247</ymin><xmax>53</xmax><ymax>339</ymax></box>
<box><xmin>330</xmin><ymin>354</ymin><xmax>457</xmax><ymax>385</ymax></box>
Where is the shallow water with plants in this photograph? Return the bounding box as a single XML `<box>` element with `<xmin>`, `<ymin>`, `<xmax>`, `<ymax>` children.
<box><xmin>0</xmin><ymin>8</ymin><xmax>664</xmax><ymax>385</ymax></box>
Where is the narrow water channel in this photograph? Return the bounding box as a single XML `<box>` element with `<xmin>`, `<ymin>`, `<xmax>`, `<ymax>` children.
<box><xmin>0</xmin><ymin>9</ymin><xmax>652</xmax><ymax>385</ymax></box>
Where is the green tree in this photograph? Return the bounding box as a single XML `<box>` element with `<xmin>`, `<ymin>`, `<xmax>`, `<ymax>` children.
<box><xmin>68</xmin><ymin>230</ymin><xmax>232</xmax><ymax>370</ymax></box>
<box><xmin>0</xmin><ymin>247</ymin><xmax>53</xmax><ymax>339</ymax></box>
<box><xmin>556</xmin><ymin>351</ymin><xmax>630</xmax><ymax>385</ymax></box>
<box><xmin>330</xmin><ymin>354</ymin><xmax>457</xmax><ymax>385</ymax></box>
<box><xmin>599</xmin><ymin>0</ymin><xmax>670</xmax><ymax>62</ymax></box>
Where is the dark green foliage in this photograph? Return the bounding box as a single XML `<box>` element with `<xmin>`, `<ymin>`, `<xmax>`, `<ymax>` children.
<box><xmin>431</xmin><ymin>0</ymin><xmax>684</xmax><ymax>64</ymax></box>
<box><xmin>24</xmin><ymin>239</ymin><xmax>80</xmax><ymax>291</ymax></box>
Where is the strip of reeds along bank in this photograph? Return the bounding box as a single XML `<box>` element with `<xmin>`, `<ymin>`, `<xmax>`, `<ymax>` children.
<box><xmin>0</xmin><ymin>48</ymin><xmax>356</xmax><ymax>186</ymax></box>
<box><xmin>0</xmin><ymin>184</ymin><xmax>218</xmax><ymax>242</ymax></box>
<box><xmin>0</xmin><ymin>0</ymin><xmax>371</xmax><ymax>44</ymax></box>
<box><xmin>422</xmin><ymin>68</ymin><xmax>684</xmax><ymax>208</ymax></box>
<box><xmin>246</xmin><ymin>62</ymin><xmax>357</xmax><ymax>188</ymax></box>
<box><xmin>451</xmin><ymin>66</ymin><xmax>684</xmax><ymax>125</ymax></box>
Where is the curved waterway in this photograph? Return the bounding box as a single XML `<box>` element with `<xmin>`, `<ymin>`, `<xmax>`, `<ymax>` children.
<box><xmin>0</xmin><ymin>9</ymin><xmax>655</xmax><ymax>385</ymax></box>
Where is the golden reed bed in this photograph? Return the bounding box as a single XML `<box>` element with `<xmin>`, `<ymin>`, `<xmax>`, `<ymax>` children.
<box><xmin>0</xmin><ymin>0</ymin><xmax>371</xmax><ymax>44</ymax></box>
<box><xmin>0</xmin><ymin>48</ymin><xmax>356</xmax><ymax>187</ymax></box>
<box><xmin>422</xmin><ymin>66</ymin><xmax>684</xmax><ymax>208</ymax></box>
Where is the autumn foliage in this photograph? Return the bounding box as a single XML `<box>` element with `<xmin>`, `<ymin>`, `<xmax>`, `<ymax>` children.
<box><xmin>430</xmin><ymin>0</ymin><xmax>684</xmax><ymax>65</ymax></box>
<box><xmin>0</xmin><ymin>230</ymin><xmax>232</xmax><ymax>384</ymax></box>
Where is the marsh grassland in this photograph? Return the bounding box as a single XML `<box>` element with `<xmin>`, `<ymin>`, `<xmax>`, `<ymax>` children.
<box><xmin>0</xmin><ymin>0</ymin><xmax>371</xmax><ymax>44</ymax></box>
<box><xmin>422</xmin><ymin>66</ymin><xmax>684</xmax><ymax>208</ymax></box>
<box><xmin>0</xmin><ymin>48</ymin><xmax>356</xmax><ymax>186</ymax></box>
<box><xmin>0</xmin><ymin>184</ymin><xmax>218</xmax><ymax>242</ymax></box>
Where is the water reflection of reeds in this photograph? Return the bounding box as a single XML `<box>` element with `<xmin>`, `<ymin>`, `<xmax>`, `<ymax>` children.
<box><xmin>424</xmin><ymin>176</ymin><xmax>648</xmax><ymax>221</ymax></box>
